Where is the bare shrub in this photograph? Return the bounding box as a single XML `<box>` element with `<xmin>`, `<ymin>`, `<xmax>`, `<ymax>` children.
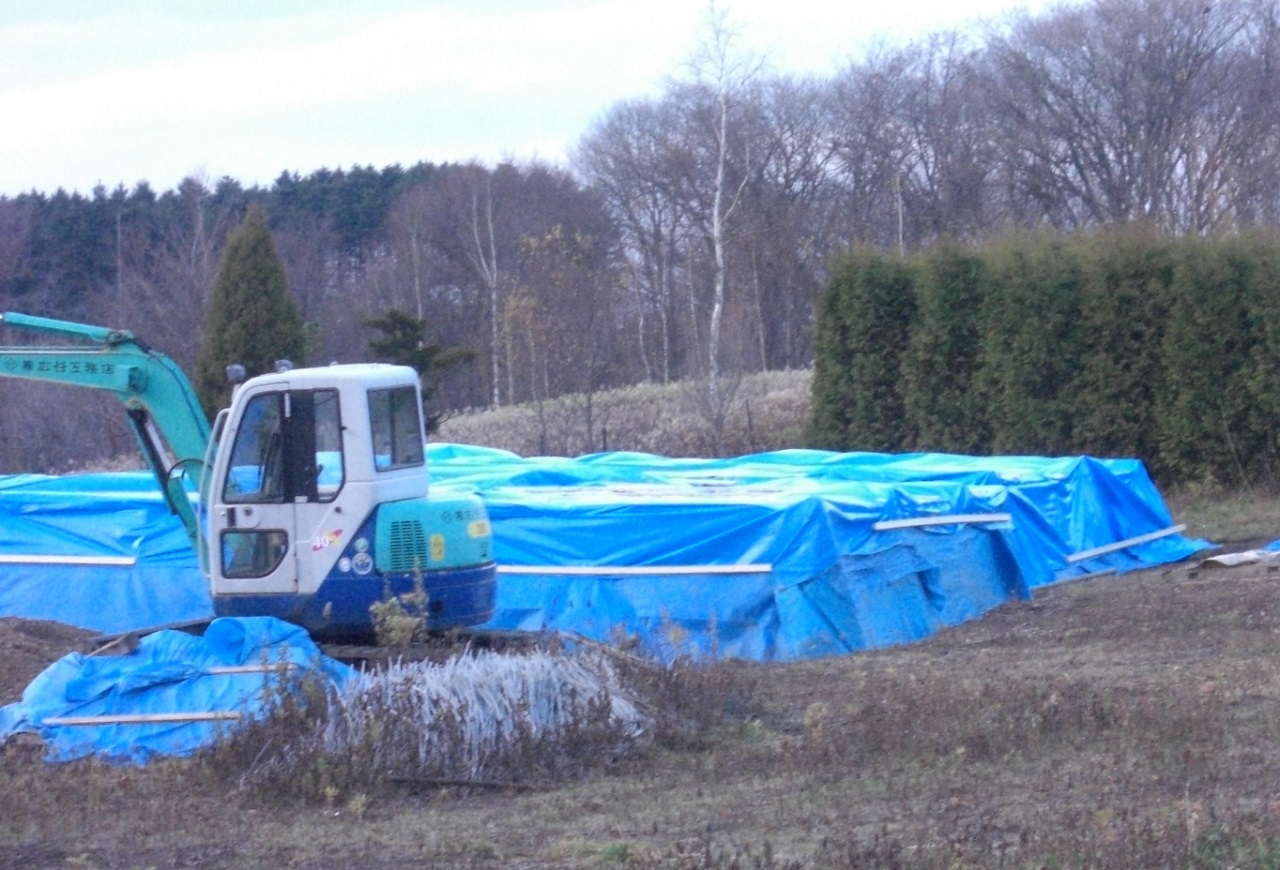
<box><xmin>435</xmin><ymin>369</ymin><xmax>812</xmax><ymax>458</ymax></box>
<box><xmin>208</xmin><ymin>646</ymin><xmax>656</xmax><ymax>800</ymax></box>
<box><xmin>60</xmin><ymin>452</ymin><xmax>146</xmax><ymax>474</ymax></box>
<box><xmin>0</xmin><ymin>380</ymin><xmax>139</xmax><ymax>474</ymax></box>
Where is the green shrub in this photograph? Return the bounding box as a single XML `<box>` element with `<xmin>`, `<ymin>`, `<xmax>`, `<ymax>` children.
<box><xmin>1069</xmin><ymin>226</ymin><xmax>1173</xmax><ymax>461</ymax></box>
<box><xmin>1156</xmin><ymin>234</ymin><xmax>1276</xmax><ymax>485</ymax></box>
<box><xmin>808</xmin><ymin>227</ymin><xmax>1280</xmax><ymax>487</ymax></box>
<box><xmin>977</xmin><ymin>232</ymin><xmax>1084</xmax><ymax>456</ymax></box>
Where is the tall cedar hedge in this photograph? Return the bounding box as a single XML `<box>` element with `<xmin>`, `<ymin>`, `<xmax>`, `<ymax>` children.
<box><xmin>810</xmin><ymin>248</ymin><xmax>916</xmax><ymax>452</ymax></box>
<box><xmin>195</xmin><ymin>207</ymin><xmax>305</xmax><ymax>418</ymax></box>
<box><xmin>901</xmin><ymin>244</ymin><xmax>988</xmax><ymax>454</ymax></box>
<box><xmin>978</xmin><ymin>235</ymin><xmax>1083</xmax><ymax>456</ymax></box>
<box><xmin>809</xmin><ymin>228</ymin><xmax>1280</xmax><ymax>487</ymax></box>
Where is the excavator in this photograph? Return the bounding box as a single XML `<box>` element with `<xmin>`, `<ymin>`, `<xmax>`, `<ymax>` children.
<box><xmin>0</xmin><ymin>311</ymin><xmax>496</xmax><ymax>641</ymax></box>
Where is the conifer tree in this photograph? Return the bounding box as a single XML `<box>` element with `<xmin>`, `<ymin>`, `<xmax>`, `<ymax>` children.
<box><xmin>363</xmin><ymin>308</ymin><xmax>474</xmax><ymax>432</ymax></box>
<box><xmin>194</xmin><ymin>206</ymin><xmax>304</xmax><ymax>418</ymax></box>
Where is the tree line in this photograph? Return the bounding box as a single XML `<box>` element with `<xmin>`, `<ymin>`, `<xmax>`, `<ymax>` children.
<box><xmin>1</xmin><ymin>0</ymin><xmax>1277</xmax><ymax>470</ymax></box>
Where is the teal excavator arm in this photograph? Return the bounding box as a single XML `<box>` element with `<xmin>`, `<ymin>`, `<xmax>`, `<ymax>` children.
<box><xmin>0</xmin><ymin>312</ymin><xmax>212</xmax><ymax>547</ymax></box>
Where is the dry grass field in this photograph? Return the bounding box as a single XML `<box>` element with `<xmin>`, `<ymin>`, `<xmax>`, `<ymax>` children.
<box><xmin>433</xmin><ymin>370</ymin><xmax>813</xmax><ymax>458</ymax></box>
<box><xmin>0</xmin><ymin>496</ymin><xmax>1279</xmax><ymax>868</ymax></box>
<box><xmin>4</xmin><ymin>375</ymin><xmax>1280</xmax><ymax>867</ymax></box>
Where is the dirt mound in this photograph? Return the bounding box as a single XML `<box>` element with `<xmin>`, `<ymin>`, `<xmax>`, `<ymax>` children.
<box><xmin>0</xmin><ymin>617</ymin><xmax>95</xmax><ymax>703</ymax></box>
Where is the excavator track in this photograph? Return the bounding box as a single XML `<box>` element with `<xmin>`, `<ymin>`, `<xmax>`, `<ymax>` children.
<box><xmin>323</xmin><ymin>628</ymin><xmax>553</xmax><ymax>670</ymax></box>
<box><xmin>88</xmin><ymin>622</ymin><xmax>553</xmax><ymax>670</ymax></box>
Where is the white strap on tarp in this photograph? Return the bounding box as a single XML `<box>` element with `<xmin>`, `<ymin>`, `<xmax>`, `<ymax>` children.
<box><xmin>1066</xmin><ymin>524</ymin><xmax>1186</xmax><ymax>563</ymax></box>
<box><xmin>873</xmin><ymin>513</ymin><xmax>1012</xmax><ymax>531</ymax></box>
<box><xmin>498</xmin><ymin>564</ymin><xmax>772</xmax><ymax>576</ymax></box>
<box><xmin>0</xmin><ymin>553</ymin><xmax>137</xmax><ymax>566</ymax></box>
<box><xmin>43</xmin><ymin>711</ymin><xmax>242</xmax><ymax>726</ymax></box>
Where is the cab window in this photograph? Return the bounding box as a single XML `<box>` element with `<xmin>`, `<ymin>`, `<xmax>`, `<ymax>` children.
<box><xmin>368</xmin><ymin>386</ymin><xmax>424</xmax><ymax>470</ymax></box>
<box><xmin>223</xmin><ymin>392</ymin><xmax>284</xmax><ymax>503</ymax></box>
<box><xmin>221</xmin><ymin>529</ymin><xmax>288</xmax><ymax>578</ymax></box>
<box><xmin>313</xmin><ymin>389</ymin><xmax>344</xmax><ymax>498</ymax></box>
<box><xmin>223</xmin><ymin>389</ymin><xmax>343</xmax><ymax>503</ymax></box>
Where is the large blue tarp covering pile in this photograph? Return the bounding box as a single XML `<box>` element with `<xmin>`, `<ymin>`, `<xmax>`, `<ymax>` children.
<box><xmin>426</xmin><ymin>446</ymin><xmax>1209</xmax><ymax>660</ymax></box>
<box><xmin>0</xmin><ymin>616</ymin><xmax>351</xmax><ymax>763</ymax></box>
<box><xmin>0</xmin><ymin>446</ymin><xmax>1209</xmax><ymax>662</ymax></box>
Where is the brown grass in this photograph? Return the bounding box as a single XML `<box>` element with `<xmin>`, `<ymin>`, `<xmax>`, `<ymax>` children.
<box><xmin>1168</xmin><ymin>484</ymin><xmax>1280</xmax><ymax>546</ymax></box>
<box><xmin>434</xmin><ymin>370</ymin><xmax>812</xmax><ymax>458</ymax></box>
<box><xmin>5</xmin><ymin>535</ymin><xmax>1280</xmax><ymax>867</ymax></box>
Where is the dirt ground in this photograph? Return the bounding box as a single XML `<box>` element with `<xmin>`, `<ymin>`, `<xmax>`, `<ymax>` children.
<box><xmin>0</xmin><ymin>618</ymin><xmax>96</xmax><ymax>703</ymax></box>
<box><xmin>4</xmin><ymin>544</ymin><xmax>1280</xmax><ymax>867</ymax></box>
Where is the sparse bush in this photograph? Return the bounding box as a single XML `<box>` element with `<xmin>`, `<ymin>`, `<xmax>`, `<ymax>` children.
<box><xmin>435</xmin><ymin>370</ymin><xmax>812</xmax><ymax>458</ymax></box>
<box><xmin>208</xmin><ymin>646</ymin><xmax>657</xmax><ymax>801</ymax></box>
<box><xmin>368</xmin><ymin>572</ymin><xmax>430</xmax><ymax>649</ymax></box>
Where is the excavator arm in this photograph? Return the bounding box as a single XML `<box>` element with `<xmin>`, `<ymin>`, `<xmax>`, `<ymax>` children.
<box><xmin>0</xmin><ymin>312</ymin><xmax>212</xmax><ymax>546</ymax></box>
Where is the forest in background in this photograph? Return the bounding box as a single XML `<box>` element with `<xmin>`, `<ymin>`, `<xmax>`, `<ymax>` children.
<box><xmin>2</xmin><ymin>0</ymin><xmax>1279</xmax><ymax>471</ymax></box>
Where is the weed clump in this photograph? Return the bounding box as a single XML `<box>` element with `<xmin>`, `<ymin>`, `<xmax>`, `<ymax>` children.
<box><xmin>204</xmin><ymin>644</ymin><xmax>665</xmax><ymax>802</ymax></box>
<box><xmin>368</xmin><ymin>572</ymin><xmax>430</xmax><ymax>650</ymax></box>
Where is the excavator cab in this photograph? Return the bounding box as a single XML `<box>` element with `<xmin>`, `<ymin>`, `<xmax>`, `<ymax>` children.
<box><xmin>204</xmin><ymin>364</ymin><xmax>496</xmax><ymax>639</ymax></box>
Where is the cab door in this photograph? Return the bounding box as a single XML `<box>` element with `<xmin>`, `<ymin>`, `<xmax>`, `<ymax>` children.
<box><xmin>209</xmin><ymin>386</ymin><xmax>347</xmax><ymax>597</ymax></box>
<box><xmin>209</xmin><ymin>388</ymin><xmax>298</xmax><ymax>595</ymax></box>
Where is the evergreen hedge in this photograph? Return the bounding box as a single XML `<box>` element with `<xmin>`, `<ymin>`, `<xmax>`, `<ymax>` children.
<box><xmin>809</xmin><ymin>228</ymin><xmax>1280</xmax><ymax>487</ymax></box>
<box><xmin>810</xmin><ymin>248</ymin><xmax>916</xmax><ymax>452</ymax></box>
<box><xmin>901</xmin><ymin>244</ymin><xmax>989</xmax><ymax>454</ymax></box>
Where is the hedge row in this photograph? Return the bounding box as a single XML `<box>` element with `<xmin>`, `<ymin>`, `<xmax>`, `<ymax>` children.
<box><xmin>809</xmin><ymin>228</ymin><xmax>1280</xmax><ymax>487</ymax></box>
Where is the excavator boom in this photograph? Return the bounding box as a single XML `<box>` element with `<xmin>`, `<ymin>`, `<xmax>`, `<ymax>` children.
<box><xmin>0</xmin><ymin>312</ymin><xmax>211</xmax><ymax>544</ymax></box>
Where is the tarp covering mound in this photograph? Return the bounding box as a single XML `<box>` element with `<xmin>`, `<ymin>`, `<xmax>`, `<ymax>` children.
<box><xmin>0</xmin><ymin>447</ymin><xmax>1210</xmax><ymax>661</ymax></box>
<box><xmin>423</xmin><ymin>447</ymin><xmax>1209</xmax><ymax>660</ymax></box>
<box><xmin>0</xmin><ymin>616</ymin><xmax>351</xmax><ymax>763</ymax></box>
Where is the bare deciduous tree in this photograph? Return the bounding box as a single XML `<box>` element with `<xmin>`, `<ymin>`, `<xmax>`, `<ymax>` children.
<box><xmin>984</xmin><ymin>0</ymin><xmax>1259</xmax><ymax>233</ymax></box>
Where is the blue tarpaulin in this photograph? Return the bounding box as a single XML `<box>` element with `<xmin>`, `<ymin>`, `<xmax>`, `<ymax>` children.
<box><xmin>0</xmin><ymin>472</ymin><xmax>212</xmax><ymax>633</ymax></box>
<box><xmin>426</xmin><ymin>446</ymin><xmax>1209</xmax><ymax>660</ymax></box>
<box><xmin>0</xmin><ymin>446</ymin><xmax>1210</xmax><ymax>662</ymax></box>
<box><xmin>0</xmin><ymin>616</ymin><xmax>351</xmax><ymax>763</ymax></box>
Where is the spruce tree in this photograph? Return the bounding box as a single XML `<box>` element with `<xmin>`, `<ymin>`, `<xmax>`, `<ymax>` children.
<box><xmin>363</xmin><ymin>308</ymin><xmax>474</xmax><ymax>432</ymax></box>
<box><xmin>195</xmin><ymin>206</ymin><xmax>304</xmax><ymax>418</ymax></box>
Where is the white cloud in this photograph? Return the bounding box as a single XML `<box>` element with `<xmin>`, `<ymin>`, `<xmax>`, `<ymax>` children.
<box><xmin>0</xmin><ymin>0</ymin><xmax>1053</xmax><ymax>196</ymax></box>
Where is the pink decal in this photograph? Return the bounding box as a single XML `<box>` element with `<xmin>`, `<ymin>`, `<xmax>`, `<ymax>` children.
<box><xmin>310</xmin><ymin>529</ymin><xmax>344</xmax><ymax>551</ymax></box>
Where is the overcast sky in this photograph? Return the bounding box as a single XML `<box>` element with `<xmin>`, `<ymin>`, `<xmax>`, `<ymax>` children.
<box><xmin>0</xmin><ymin>0</ymin><xmax>1052</xmax><ymax>198</ymax></box>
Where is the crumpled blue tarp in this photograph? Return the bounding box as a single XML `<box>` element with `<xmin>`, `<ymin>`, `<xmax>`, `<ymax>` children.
<box><xmin>0</xmin><ymin>616</ymin><xmax>351</xmax><ymax>764</ymax></box>
<box><xmin>0</xmin><ymin>447</ymin><xmax>1210</xmax><ymax>661</ymax></box>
